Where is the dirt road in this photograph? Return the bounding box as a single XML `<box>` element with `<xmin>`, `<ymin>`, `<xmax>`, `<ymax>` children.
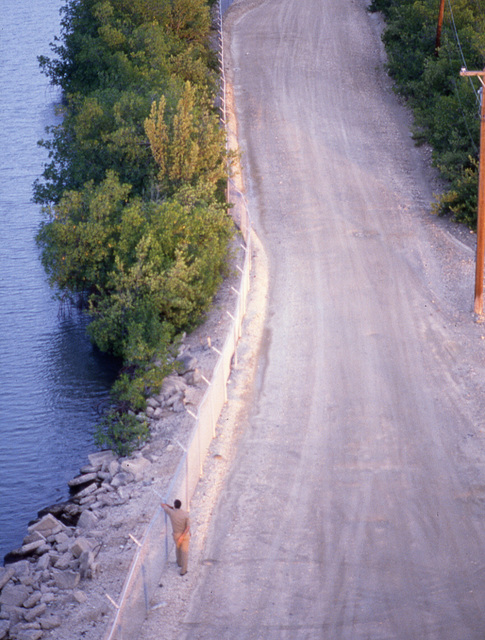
<box><xmin>142</xmin><ymin>0</ymin><xmax>485</xmax><ymax>638</ymax></box>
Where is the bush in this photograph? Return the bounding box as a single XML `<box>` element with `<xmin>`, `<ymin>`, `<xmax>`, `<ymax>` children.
<box><xmin>373</xmin><ymin>0</ymin><xmax>485</xmax><ymax>228</ymax></box>
<box><xmin>435</xmin><ymin>157</ymin><xmax>479</xmax><ymax>225</ymax></box>
<box><xmin>95</xmin><ymin>410</ymin><xmax>150</xmax><ymax>457</ymax></box>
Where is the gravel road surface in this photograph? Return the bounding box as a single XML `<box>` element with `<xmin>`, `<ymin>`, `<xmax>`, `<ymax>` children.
<box><xmin>141</xmin><ymin>0</ymin><xmax>485</xmax><ymax>638</ymax></box>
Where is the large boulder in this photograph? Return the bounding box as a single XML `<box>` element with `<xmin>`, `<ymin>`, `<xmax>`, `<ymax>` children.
<box><xmin>76</xmin><ymin>509</ymin><xmax>99</xmax><ymax>530</ymax></box>
<box><xmin>88</xmin><ymin>450</ymin><xmax>116</xmax><ymax>471</ymax></box>
<box><xmin>68</xmin><ymin>472</ymin><xmax>98</xmax><ymax>488</ymax></box>
<box><xmin>0</xmin><ymin>567</ymin><xmax>15</xmax><ymax>590</ymax></box>
<box><xmin>37</xmin><ymin>500</ymin><xmax>80</xmax><ymax>527</ymax></box>
<box><xmin>23</xmin><ymin>602</ymin><xmax>47</xmax><ymax>622</ymax></box>
<box><xmin>110</xmin><ymin>471</ymin><xmax>134</xmax><ymax>488</ymax></box>
<box><xmin>28</xmin><ymin>513</ymin><xmax>65</xmax><ymax>538</ymax></box>
<box><xmin>146</xmin><ymin>397</ymin><xmax>160</xmax><ymax>409</ymax></box>
<box><xmin>23</xmin><ymin>591</ymin><xmax>42</xmax><ymax>609</ymax></box>
<box><xmin>52</xmin><ymin>569</ymin><xmax>80</xmax><ymax>590</ymax></box>
<box><xmin>158</xmin><ymin>375</ymin><xmax>187</xmax><ymax>403</ymax></box>
<box><xmin>73</xmin><ymin>482</ymin><xmax>98</xmax><ymax>500</ymax></box>
<box><xmin>121</xmin><ymin>457</ymin><xmax>151</xmax><ymax>481</ymax></box>
<box><xmin>79</xmin><ymin>550</ymin><xmax>99</xmax><ymax>579</ymax></box>
<box><xmin>70</xmin><ymin>537</ymin><xmax>92</xmax><ymax>559</ymax></box>
<box><xmin>175</xmin><ymin>350</ymin><xmax>198</xmax><ymax>374</ymax></box>
<box><xmin>0</xmin><ymin>582</ymin><xmax>30</xmax><ymax>607</ymax></box>
<box><xmin>183</xmin><ymin>368</ymin><xmax>202</xmax><ymax>385</ymax></box>
<box><xmin>10</xmin><ymin>626</ymin><xmax>43</xmax><ymax>640</ymax></box>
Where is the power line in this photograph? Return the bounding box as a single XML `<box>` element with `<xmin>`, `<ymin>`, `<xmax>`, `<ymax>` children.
<box><xmin>450</xmin><ymin>75</ymin><xmax>479</xmax><ymax>153</ymax></box>
<box><xmin>437</xmin><ymin>0</ymin><xmax>481</xmax><ymax>153</ymax></box>
<box><xmin>447</xmin><ymin>0</ymin><xmax>481</xmax><ymax>105</ymax></box>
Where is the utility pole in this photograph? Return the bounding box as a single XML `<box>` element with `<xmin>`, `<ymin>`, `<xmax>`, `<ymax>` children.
<box><xmin>435</xmin><ymin>0</ymin><xmax>446</xmax><ymax>55</ymax></box>
<box><xmin>460</xmin><ymin>67</ymin><xmax>485</xmax><ymax>314</ymax></box>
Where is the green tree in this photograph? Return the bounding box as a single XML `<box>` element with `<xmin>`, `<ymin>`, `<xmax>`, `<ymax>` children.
<box><xmin>36</xmin><ymin>170</ymin><xmax>131</xmax><ymax>297</ymax></box>
<box><xmin>87</xmin><ymin>181</ymin><xmax>233</xmax><ymax>357</ymax></box>
<box><xmin>145</xmin><ymin>82</ymin><xmax>226</xmax><ymax>194</ymax></box>
<box><xmin>35</xmin><ymin>0</ymin><xmax>218</xmax><ymax>204</ymax></box>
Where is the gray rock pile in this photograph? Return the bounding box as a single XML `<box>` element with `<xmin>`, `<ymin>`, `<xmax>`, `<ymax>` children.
<box><xmin>143</xmin><ymin>349</ymin><xmax>203</xmax><ymax>419</ymax></box>
<box><xmin>0</xmin><ymin>450</ymin><xmax>117</xmax><ymax>640</ymax></box>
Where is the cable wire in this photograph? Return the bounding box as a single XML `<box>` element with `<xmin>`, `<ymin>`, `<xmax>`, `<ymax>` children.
<box><xmin>447</xmin><ymin>0</ymin><xmax>481</xmax><ymax>105</ymax></box>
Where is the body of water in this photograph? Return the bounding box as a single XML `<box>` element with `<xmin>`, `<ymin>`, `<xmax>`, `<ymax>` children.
<box><xmin>0</xmin><ymin>0</ymin><xmax>118</xmax><ymax>562</ymax></box>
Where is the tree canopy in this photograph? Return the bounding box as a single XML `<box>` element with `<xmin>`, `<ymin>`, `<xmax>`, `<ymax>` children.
<box><xmin>35</xmin><ymin>0</ymin><xmax>231</xmax><ymax>453</ymax></box>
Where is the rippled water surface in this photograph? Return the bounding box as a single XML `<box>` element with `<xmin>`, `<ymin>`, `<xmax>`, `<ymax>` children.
<box><xmin>0</xmin><ymin>0</ymin><xmax>118</xmax><ymax>562</ymax></box>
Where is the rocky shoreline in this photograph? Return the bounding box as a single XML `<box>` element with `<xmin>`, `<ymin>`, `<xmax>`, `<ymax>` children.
<box><xmin>0</xmin><ymin>343</ymin><xmax>206</xmax><ymax>640</ymax></box>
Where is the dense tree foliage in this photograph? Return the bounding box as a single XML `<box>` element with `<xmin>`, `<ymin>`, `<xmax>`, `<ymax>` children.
<box><xmin>369</xmin><ymin>0</ymin><xmax>485</xmax><ymax>226</ymax></box>
<box><xmin>35</xmin><ymin>0</ymin><xmax>220</xmax><ymax>203</ymax></box>
<box><xmin>35</xmin><ymin>0</ymin><xmax>231</xmax><ymax>453</ymax></box>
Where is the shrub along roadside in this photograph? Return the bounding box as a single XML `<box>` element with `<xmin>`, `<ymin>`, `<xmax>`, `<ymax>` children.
<box><xmin>369</xmin><ymin>0</ymin><xmax>485</xmax><ymax>227</ymax></box>
<box><xmin>35</xmin><ymin>0</ymin><xmax>232</xmax><ymax>454</ymax></box>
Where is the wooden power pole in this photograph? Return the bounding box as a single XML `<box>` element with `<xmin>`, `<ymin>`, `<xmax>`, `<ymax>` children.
<box><xmin>435</xmin><ymin>0</ymin><xmax>446</xmax><ymax>55</ymax></box>
<box><xmin>460</xmin><ymin>67</ymin><xmax>485</xmax><ymax>314</ymax></box>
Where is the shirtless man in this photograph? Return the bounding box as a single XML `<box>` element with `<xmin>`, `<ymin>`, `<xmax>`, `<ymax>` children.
<box><xmin>161</xmin><ymin>500</ymin><xmax>191</xmax><ymax>575</ymax></box>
